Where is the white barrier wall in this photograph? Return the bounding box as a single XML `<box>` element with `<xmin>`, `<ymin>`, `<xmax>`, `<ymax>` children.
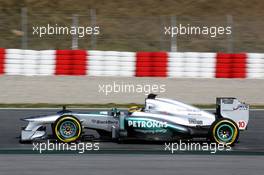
<box><xmin>0</xmin><ymin>48</ymin><xmax>264</xmax><ymax>78</ymax></box>
<box><xmin>168</xmin><ymin>52</ymin><xmax>216</xmax><ymax>78</ymax></box>
<box><xmin>247</xmin><ymin>53</ymin><xmax>264</xmax><ymax>78</ymax></box>
<box><xmin>88</xmin><ymin>51</ymin><xmax>135</xmax><ymax>77</ymax></box>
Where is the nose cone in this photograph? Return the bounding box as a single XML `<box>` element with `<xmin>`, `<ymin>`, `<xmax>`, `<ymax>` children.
<box><xmin>21</xmin><ymin>114</ymin><xmax>60</xmax><ymax>123</ymax></box>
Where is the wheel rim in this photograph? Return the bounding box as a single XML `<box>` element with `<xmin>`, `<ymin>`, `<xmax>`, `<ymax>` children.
<box><xmin>59</xmin><ymin>120</ymin><xmax>78</xmax><ymax>139</ymax></box>
<box><xmin>216</xmin><ymin>124</ymin><xmax>234</xmax><ymax>142</ymax></box>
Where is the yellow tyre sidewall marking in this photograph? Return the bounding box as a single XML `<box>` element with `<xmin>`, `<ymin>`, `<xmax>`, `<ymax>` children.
<box><xmin>55</xmin><ymin>116</ymin><xmax>82</xmax><ymax>143</ymax></box>
<box><xmin>213</xmin><ymin>120</ymin><xmax>238</xmax><ymax>145</ymax></box>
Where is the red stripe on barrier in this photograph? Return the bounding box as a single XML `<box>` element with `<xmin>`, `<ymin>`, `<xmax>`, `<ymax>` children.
<box><xmin>73</xmin><ymin>50</ymin><xmax>87</xmax><ymax>55</ymax></box>
<box><xmin>55</xmin><ymin>50</ymin><xmax>71</xmax><ymax>75</ymax></box>
<box><xmin>152</xmin><ymin>52</ymin><xmax>167</xmax><ymax>77</ymax></box>
<box><xmin>215</xmin><ymin>53</ymin><xmax>247</xmax><ymax>78</ymax></box>
<box><xmin>135</xmin><ymin>52</ymin><xmax>151</xmax><ymax>77</ymax></box>
<box><xmin>215</xmin><ymin>53</ymin><xmax>232</xmax><ymax>78</ymax></box>
<box><xmin>55</xmin><ymin>50</ymin><xmax>87</xmax><ymax>75</ymax></box>
<box><xmin>135</xmin><ymin>52</ymin><xmax>168</xmax><ymax>77</ymax></box>
<box><xmin>0</xmin><ymin>48</ymin><xmax>5</xmax><ymax>74</ymax></box>
<box><xmin>56</xmin><ymin>50</ymin><xmax>71</xmax><ymax>55</ymax></box>
<box><xmin>231</xmin><ymin>53</ymin><xmax>247</xmax><ymax>78</ymax></box>
<box><xmin>72</xmin><ymin>53</ymin><xmax>86</xmax><ymax>75</ymax></box>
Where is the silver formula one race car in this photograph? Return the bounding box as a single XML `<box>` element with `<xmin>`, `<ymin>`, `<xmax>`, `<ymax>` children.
<box><xmin>20</xmin><ymin>94</ymin><xmax>249</xmax><ymax>145</ymax></box>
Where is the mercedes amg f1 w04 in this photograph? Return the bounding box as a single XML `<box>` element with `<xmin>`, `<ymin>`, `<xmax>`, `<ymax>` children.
<box><xmin>20</xmin><ymin>94</ymin><xmax>249</xmax><ymax>145</ymax></box>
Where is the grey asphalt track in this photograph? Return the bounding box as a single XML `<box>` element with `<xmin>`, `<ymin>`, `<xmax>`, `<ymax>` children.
<box><xmin>0</xmin><ymin>109</ymin><xmax>264</xmax><ymax>175</ymax></box>
<box><xmin>1</xmin><ymin>155</ymin><xmax>264</xmax><ymax>175</ymax></box>
<box><xmin>0</xmin><ymin>108</ymin><xmax>263</xmax><ymax>153</ymax></box>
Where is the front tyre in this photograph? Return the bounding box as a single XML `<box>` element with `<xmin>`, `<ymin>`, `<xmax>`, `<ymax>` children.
<box><xmin>54</xmin><ymin>115</ymin><xmax>82</xmax><ymax>143</ymax></box>
<box><xmin>210</xmin><ymin>118</ymin><xmax>239</xmax><ymax>146</ymax></box>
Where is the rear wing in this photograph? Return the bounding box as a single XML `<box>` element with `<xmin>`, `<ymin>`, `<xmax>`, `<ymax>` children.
<box><xmin>216</xmin><ymin>97</ymin><xmax>249</xmax><ymax>130</ymax></box>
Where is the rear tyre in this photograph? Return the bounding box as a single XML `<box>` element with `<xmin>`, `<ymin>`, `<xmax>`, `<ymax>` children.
<box><xmin>210</xmin><ymin>118</ymin><xmax>239</xmax><ymax>146</ymax></box>
<box><xmin>53</xmin><ymin>115</ymin><xmax>82</xmax><ymax>143</ymax></box>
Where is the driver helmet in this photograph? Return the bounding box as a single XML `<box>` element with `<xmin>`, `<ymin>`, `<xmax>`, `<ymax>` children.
<box><xmin>128</xmin><ymin>106</ymin><xmax>141</xmax><ymax>115</ymax></box>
